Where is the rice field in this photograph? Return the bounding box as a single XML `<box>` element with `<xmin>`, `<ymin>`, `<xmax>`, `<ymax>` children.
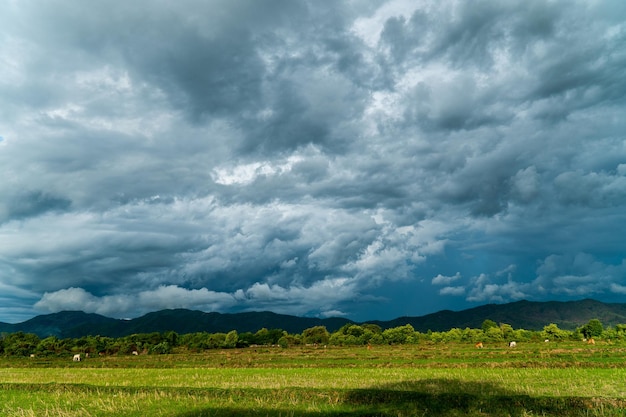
<box><xmin>1</xmin><ymin>342</ymin><xmax>625</xmax><ymax>416</ymax></box>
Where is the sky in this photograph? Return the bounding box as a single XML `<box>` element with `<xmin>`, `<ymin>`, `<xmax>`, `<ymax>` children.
<box><xmin>1</xmin><ymin>0</ymin><xmax>626</xmax><ymax>324</ymax></box>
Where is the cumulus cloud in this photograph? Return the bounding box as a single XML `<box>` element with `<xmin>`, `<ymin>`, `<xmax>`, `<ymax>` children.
<box><xmin>35</xmin><ymin>286</ymin><xmax>236</xmax><ymax>318</ymax></box>
<box><xmin>466</xmin><ymin>273</ymin><xmax>529</xmax><ymax>303</ymax></box>
<box><xmin>1</xmin><ymin>0</ymin><xmax>626</xmax><ymax>323</ymax></box>
<box><xmin>533</xmin><ymin>253</ymin><xmax>626</xmax><ymax>297</ymax></box>
<box><xmin>35</xmin><ymin>278</ymin><xmax>357</xmax><ymax>319</ymax></box>
<box><xmin>439</xmin><ymin>286</ymin><xmax>465</xmax><ymax>297</ymax></box>
<box><xmin>432</xmin><ymin>272</ymin><xmax>461</xmax><ymax>286</ymax></box>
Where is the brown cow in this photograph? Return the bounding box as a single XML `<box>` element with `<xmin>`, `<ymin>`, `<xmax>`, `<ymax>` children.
<box><xmin>475</xmin><ymin>342</ymin><xmax>484</xmax><ymax>349</ymax></box>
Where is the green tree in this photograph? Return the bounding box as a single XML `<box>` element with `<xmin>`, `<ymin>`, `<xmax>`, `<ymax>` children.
<box><xmin>253</xmin><ymin>328</ymin><xmax>284</xmax><ymax>345</ymax></box>
<box><xmin>580</xmin><ymin>319</ymin><xmax>603</xmax><ymax>339</ymax></box>
<box><xmin>382</xmin><ymin>324</ymin><xmax>416</xmax><ymax>344</ymax></box>
<box><xmin>361</xmin><ymin>323</ymin><xmax>382</xmax><ymax>334</ymax></box>
<box><xmin>500</xmin><ymin>323</ymin><xmax>515</xmax><ymax>340</ymax></box>
<box><xmin>165</xmin><ymin>331</ymin><xmax>179</xmax><ymax>347</ymax></box>
<box><xmin>36</xmin><ymin>336</ymin><xmax>61</xmax><ymax>356</ymax></box>
<box><xmin>236</xmin><ymin>332</ymin><xmax>254</xmax><ymax>347</ymax></box>
<box><xmin>481</xmin><ymin>319</ymin><xmax>498</xmax><ymax>333</ymax></box>
<box><xmin>443</xmin><ymin>328</ymin><xmax>463</xmax><ymax>342</ymax></box>
<box><xmin>343</xmin><ymin>324</ymin><xmax>365</xmax><ymax>338</ymax></box>
<box><xmin>2</xmin><ymin>332</ymin><xmax>40</xmax><ymax>356</ymax></box>
<box><xmin>484</xmin><ymin>326</ymin><xmax>504</xmax><ymax>342</ymax></box>
<box><xmin>206</xmin><ymin>333</ymin><xmax>226</xmax><ymax>349</ymax></box>
<box><xmin>277</xmin><ymin>334</ymin><xmax>300</xmax><ymax>348</ymax></box>
<box><xmin>512</xmin><ymin>329</ymin><xmax>533</xmax><ymax>342</ymax></box>
<box><xmin>302</xmin><ymin>326</ymin><xmax>330</xmax><ymax>345</ymax></box>
<box><xmin>331</xmin><ymin>324</ymin><xmax>375</xmax><ymax>346</ymax></box>
<box><xmin>461</xmin><ymin>328</ymin><xmax>483</xmax><ymax>342</ymax></box>
<box><xmin>542</xmin><ymin>323</ymin><xmax>570</xmax><ymax>341</ymax></box>
<box><xmin>150</xmin><ymin>341</ymin><xmax>171</xmax><ymax>354</ymax></box>
<box><xmin>223</xmin><ymin>330</ymin><xmax>238</xmax><ymax>348</ymax></box>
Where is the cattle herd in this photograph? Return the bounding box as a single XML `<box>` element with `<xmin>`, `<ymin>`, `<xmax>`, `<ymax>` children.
<box><xmin>471</xmin><ymin>339</ymin><xmax>597</xmax><ymax>349</ymax></box>
<box><xmin>56</xmin><ymin>338</ymin><xmax>599</xmax><ymax>359</ymax></box>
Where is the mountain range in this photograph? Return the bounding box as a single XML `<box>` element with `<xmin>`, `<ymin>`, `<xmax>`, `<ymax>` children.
<box><xmin>1</xmin><ymin>299</ymin><xmax>626</xmax><ymax>339</ymax></box>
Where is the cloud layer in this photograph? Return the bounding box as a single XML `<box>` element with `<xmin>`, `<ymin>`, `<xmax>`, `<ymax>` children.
<box><xmin>1</xmin><ymin>0</ymin><xmax>625</xmax><ymax>323</ymax></box>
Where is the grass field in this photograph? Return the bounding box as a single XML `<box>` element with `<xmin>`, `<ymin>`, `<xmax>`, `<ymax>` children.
<box><xmin>1</xmin><ymin>342</ymin><xmax>626</xmax><ymax>416</ymax></box>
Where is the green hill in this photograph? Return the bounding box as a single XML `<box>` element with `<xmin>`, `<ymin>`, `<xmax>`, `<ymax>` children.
<box><xmin>2</xmin><ymin>299</ymin><xmax>625</xmax><ymax>338</ymax></box>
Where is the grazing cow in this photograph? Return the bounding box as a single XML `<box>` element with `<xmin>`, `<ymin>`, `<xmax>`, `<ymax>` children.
<box><xmin>509</xmin><ymin>341</ymin><xmax>517</xmax><ymax>348</ymax></box>
<box><xmin>587</xmin><ymin>338</ymin><xmax>595</xmax><ymax>345</ymax></box>
<box><xmin>544</xmin><ymin>339</ymin><xmax>549</xmax><ymax>343</ymax></box>
<box><xmin>30</xmin><ymin>354</ymin><xmax>35</xmax><ymax>358</ymax></box>
<box><xmin>73</xmin><ymin>354</ymin><xmax>81</xmax><ymax>362</ymax></box>
<box><xmin>132</xmin><ymin>351</ymin><xmax>139</xmax><ymax>356</ymax></box>
<box><xmin>475</xmin><ymin>342</ymin><xmax>484</xmax><ymax>349</ymax></box>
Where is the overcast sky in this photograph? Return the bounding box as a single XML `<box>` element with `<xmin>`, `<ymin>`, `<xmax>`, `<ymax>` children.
<box><xmin>1</xmin><ymin>0</ymin><xmax>625</xmax><ymax>324</ymax></box>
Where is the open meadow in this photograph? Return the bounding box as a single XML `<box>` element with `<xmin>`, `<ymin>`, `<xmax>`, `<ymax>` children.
<box><xmin>1</xmin><ymin>342</ymin><xmax>626</xmax><ymax>416</ymax></box>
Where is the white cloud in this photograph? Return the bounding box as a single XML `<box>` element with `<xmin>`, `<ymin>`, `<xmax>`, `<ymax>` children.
<box><xmin>432</xmin><ymin>272</ymin><xmax>461</xmax><ymax>286</ymax></box>
<box><xmin>439</xmin><ymin>286</ymin><xmax>465</xmax><ymax>296</ymax></box>
<box><xmin>533</xmin><ymin>253</ymin><xmax>626</xmax><ymax>297</ymax></box>
<box><xmin>212</xmin><ymin>154</ymin><xmax>305</xmax><ymax>186</ymax></box>
<box><xmin>465</xmin><ymin>272</ymin><xmax>529</xmax><ymax>303</ymax></box>
<box><xmin>34</xmin><ymin>278</ymin><xmax>359</xmax><ymax>319</ymax></box>
<box><xmin>610</xmin><ymin>283</ymin><xmax>626</xmax><ymax>295</ymax></box>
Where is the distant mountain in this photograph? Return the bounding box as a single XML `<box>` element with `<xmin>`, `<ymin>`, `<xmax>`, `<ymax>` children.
<box><xmin>1</xmin><ymin>299</ymin><xmax>626</xmax><ymax>339</ymax></box>
<box><xmin>0</xmin><ymin>309</ymin><xmax>353</xmax><ymax>339</ymax></box>
<box><xmin>0</xmin><ymin>311</ymin><xmax>122</xmax><ymax>339</ymax></box>
<box><xmin>370</xmin><ymin>299</ymin><xmax>626</xmax><ymax>332</ymax></box>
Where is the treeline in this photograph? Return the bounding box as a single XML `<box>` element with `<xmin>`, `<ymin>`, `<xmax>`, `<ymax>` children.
<box><xmin>2</xmin><ymin>318</ymin><xmax>625</xmax><ymax>357</ymax></box>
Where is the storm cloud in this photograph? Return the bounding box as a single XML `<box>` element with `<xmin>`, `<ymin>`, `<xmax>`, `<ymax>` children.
<box><xmin>1</xmin><ymin>0</ymin><xmax>625</xmax><ymax>323</ymax></box>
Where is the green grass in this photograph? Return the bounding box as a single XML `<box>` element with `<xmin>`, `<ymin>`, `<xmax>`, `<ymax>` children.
<box><xmin>1</xmin><ymin>342</ymin><xmax>626</xmax><ymax>416</ymax></box>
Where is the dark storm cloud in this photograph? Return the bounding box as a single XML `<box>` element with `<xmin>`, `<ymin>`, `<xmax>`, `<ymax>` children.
<box><xmin>8</xmin><ymin>191</ymin><xmax>72</xmax><ymax>220</ymax></box>
<box><xmin>1</xmin><ymin>0</ymin><xmax>625</xmax><ymax>323</ymax></box>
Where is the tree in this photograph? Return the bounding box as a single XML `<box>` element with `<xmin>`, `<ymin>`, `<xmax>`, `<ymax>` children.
<box><xmin>461</xmin><ymin>328</ymin><xmax>483</xmax><ymax>342</ymax></box>
<box><xmin>2</xmin><ymin>332</ymin><xmax>40</xmax><ymax>356</ymax></box>
<box><xmin>361</xmin><ymin>323</ymin><xmax>382</xmax><ymax>334</ymax></box>
<box><xmin>36</xmin><ymin>336</ymin><xmax>61</xmax><ymax>356</ymax></box>
<box><xmin>165</xmin><ymin>331</ymin><xmax>179</xmax><ymax>347</ymax></box>
<box><xmin>382</xmin><ymin>324</ymin><xmax>416</xmax><ymax>344</ymax></box>
<box><xmin>302</xmin><ymin>326</ymin><xmax>330</xmax><ymax>345</ymax></box>
<box><xmin>331</xmin><ymin>324</ymin><xmax>377</xmax><ymax>346</ymax></box>
<box><xmin>580</xmin><ymin>319</ymin><xmax>603</xmax><ymax>339</ymax></box>
<box><xmin>150</xmin><ymin>341</ymin><xmax>171</xmax><ymax>354</ymax></box>
<box><xmin>253</xmin><ymin>328</ymin><xmax>284</xmax><ymax>345</ymax></box>
<box><xmin>542</xmin><ymin>323</ymin><xmax>570</xmax><ymax>341</ymax></box>
<box><xmin>277</xmin><ymin>334</ymin><xmax>300</xmax><ymax>348</ymax></box>
<box><xmin>499</xmin><ymin>323</ymin><xmax>515</xmax><ymax>340</ymax></box>
<box><xmin>481</xmin><ymin>319</ymin><xmax>498</xmax><ymax>333</ymax></box>
<box><xmin>484</xmin><ymin>326</ymin><xmax>504</xmax><ymax>342</ymax></box>
<box><xmin>223</xmin><ymin>330</ymin><xmax>238</xmax><ymax>348</ymax></box>
<box><xmin>443</xmin><ymin>328</ymin><xmax>463</xmax><ymax>342</ymax></box>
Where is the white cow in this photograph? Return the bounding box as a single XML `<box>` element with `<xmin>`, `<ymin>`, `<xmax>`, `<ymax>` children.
<box><xmin>508</xmin><ymin>341</ymin><xmax>517</xmax><ymax>348</ymax></box>
<box><xmin>73</xmin><ymin>354</ymin><xmax>81</xmax><ymax>362</ymax></box>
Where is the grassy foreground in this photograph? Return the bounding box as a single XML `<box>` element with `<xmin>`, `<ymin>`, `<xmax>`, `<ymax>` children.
<box><xmin>1</xmin><ymin>342</ymin><xmax>626</xmax><ymax>416</ymax></box>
